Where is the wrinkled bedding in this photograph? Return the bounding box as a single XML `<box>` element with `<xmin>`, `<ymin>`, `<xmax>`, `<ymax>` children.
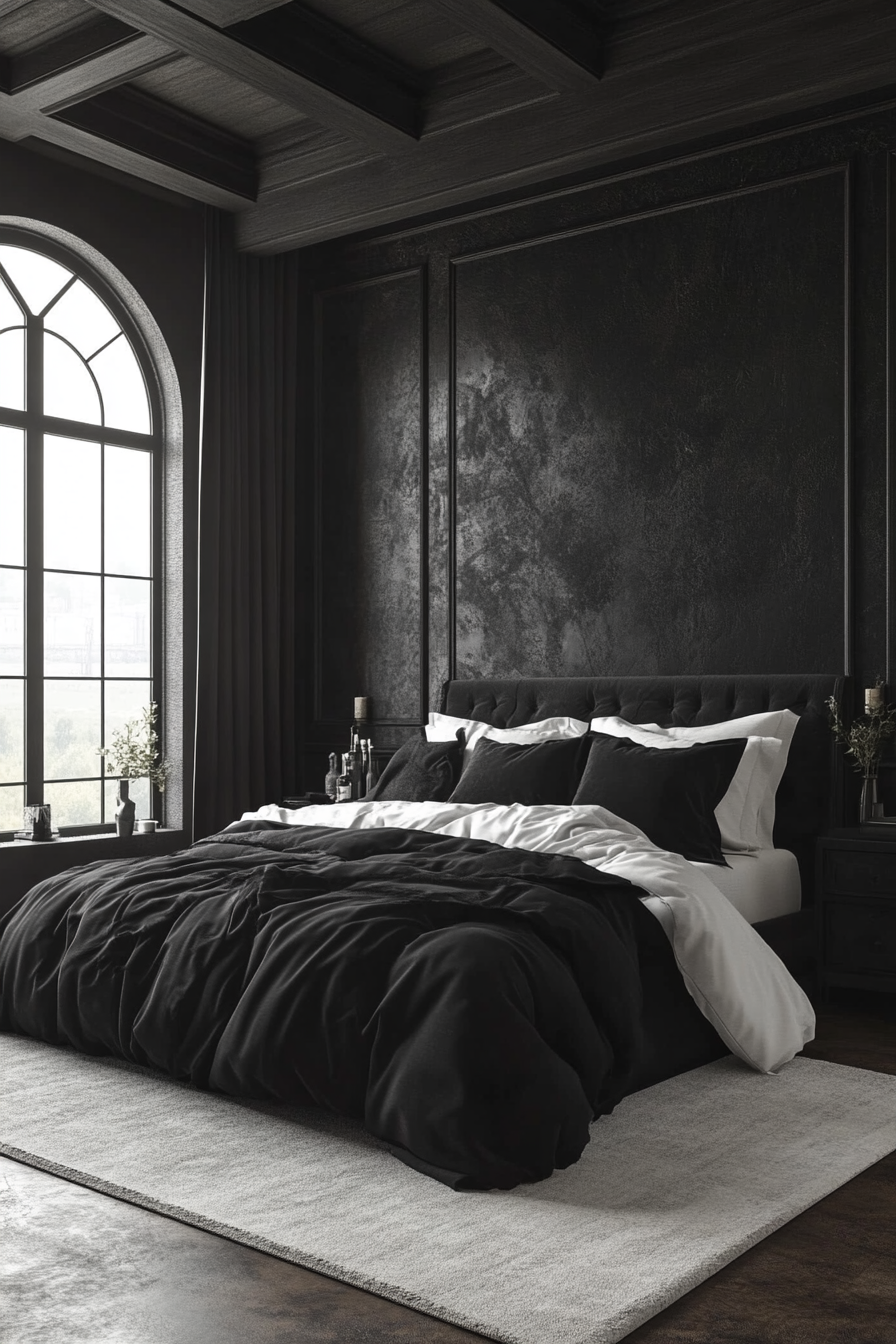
<box><xmin>0</xmin><ymin>807</ymin><xmax>815</xmax><ymax>1190</ymax></box>
<box><xmin>1</xmin><ymin>822</ymin><xmax>652</xmax><ymax>1187</ymax></box>
<box><xmin>246</xmin><ymin>801</ymin><xmax>816</xmax><ymax>1074</ymax></box>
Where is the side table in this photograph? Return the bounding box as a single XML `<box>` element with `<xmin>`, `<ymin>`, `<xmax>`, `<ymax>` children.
<box><xmin>816</xmin><ymin>828</ymin><xmax>896</xmax><ymax>997</ymax></box>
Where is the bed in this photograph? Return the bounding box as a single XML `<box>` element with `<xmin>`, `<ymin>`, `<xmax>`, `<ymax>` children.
<box><xmin>0</xmin><ymin>673</ymin><xmax>845</xmax><ymax>1190</ymax></box>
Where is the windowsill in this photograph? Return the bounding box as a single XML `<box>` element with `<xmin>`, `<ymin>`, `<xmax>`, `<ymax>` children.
<box><xmin>0</xmin><ymin>828</ymin><xmax>183</xmax><ymax>848</ymax></box>
<box><xmin>0</xmin><ymin>828</ymin><xmax>187</xmax><ymax>919</ymax></box>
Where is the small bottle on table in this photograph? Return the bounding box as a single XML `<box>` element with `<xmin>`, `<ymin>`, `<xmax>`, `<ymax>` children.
<box><xmin>365</xmin><ymin>741</ymin><xmax>379</xmax><ymax>795</ymax></box>
<box><xmin>336</xmin><ymin>754</ymin><xmax>353</xmax><ymax>802</ymax></box>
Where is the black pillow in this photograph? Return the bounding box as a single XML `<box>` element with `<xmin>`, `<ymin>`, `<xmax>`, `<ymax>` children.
<box><xmin>448</xmin><ymin>735</ymin><xmax>588</xmax><ymax>806</ymax></box>
<box><xmin>571</xmin><ymin>733</ymin><xmax>747</xmax><ymax>866</ymax></box>
<box><xmin>366</xmin><ymin>733</ymin><xmax>464</xmax><ymax>802</ymax></box>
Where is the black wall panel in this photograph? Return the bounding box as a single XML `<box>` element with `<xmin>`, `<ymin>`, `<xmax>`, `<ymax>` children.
<box><xmin>315</xmin><ymin>270</ymin><xmax>426</xmax><ymax>739</ymax></box>
<box><xmin>298</xmin><ymin>101</ymin><xmax>896</xmax><ymax>781</ymax></box>
<box><xmin>452</xmin><ymin>170</ymin><xmax>847</xmax><ymax>679</ymax></box>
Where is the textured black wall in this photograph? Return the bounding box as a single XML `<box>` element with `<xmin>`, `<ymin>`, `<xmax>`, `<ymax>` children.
<box><xmin>453</xmin><ymin>171</ymin><xmax>846</xmax><ymax>680</ymax></box>
<box><xmin>298</xmin><ymin>100</ymin><xmax>896</xmax><ymax>780</ymax></box>
<box><xmin>316</xmin><ymin>270</ymin><xmax>427</xmax><ymax>731</ymax></box>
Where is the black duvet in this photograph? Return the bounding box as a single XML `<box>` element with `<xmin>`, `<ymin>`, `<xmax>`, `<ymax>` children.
<box><xmin>0</xmin><ymin>822</ymin><xmax>679</xmax><ymax>1189</ymax></box>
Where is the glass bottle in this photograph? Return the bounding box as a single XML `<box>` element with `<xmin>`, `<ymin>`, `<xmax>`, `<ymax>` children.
<box><xmin>324</xmin><ymin>752</ymin><xmax>338</xmax><ymax>802</ymax></box>
<box><xmin>350</xmin><ymin>730</ymin><xmax>364</xmax><ymax>799</ymax></box>
<box><xmin>336</xmin><ymin>753</ymin><xmax>352</xmax><ymax>803</ymax></box>
<box><xmin>366</xmin><ymin>740</ymin><xmax>379</xmax><ymax>795</ymax></box>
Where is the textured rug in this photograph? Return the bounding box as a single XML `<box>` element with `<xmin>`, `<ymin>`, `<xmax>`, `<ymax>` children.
<box><xmin>2</xmin><ymin>1037</ymin><xmax>895</xmax><ymax>1344</ymax></box>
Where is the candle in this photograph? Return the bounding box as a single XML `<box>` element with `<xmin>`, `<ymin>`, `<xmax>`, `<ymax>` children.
<box><xmin>865</xmin><ymin>686</ymin><xmax>884</xmax><ymax>713</ymax></box>
<box><xmin>354</xmin><ymin>696</ymin><xmax>370</xmax><ymax>722</ymax></box>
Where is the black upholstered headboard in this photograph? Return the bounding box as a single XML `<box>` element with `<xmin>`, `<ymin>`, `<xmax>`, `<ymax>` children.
<box><xmin>439</xmin><ymin>674</ymin><xmax>846</xmax><ymax>894</ymax></box>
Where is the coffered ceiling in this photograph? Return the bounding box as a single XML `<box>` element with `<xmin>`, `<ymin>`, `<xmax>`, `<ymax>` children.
<box><xmin>1</xmin><ymin>0</ymin><xmax>895</xmax><ymax>254</ymax></box>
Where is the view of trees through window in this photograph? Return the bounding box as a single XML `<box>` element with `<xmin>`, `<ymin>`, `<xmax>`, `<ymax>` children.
<box><xmin>0</xmin><ymin>235</ymin><xmax>158</xmax><ymax>833</ymax></box>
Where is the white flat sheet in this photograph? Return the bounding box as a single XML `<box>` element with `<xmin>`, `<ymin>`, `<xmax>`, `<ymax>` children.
<box><xmin>239</xmin><ymin>801</ymin><xmax>815</xmax><ymax>1073</ymax></box>
<box><xmin>692</xmin><ymin>849</ymin><xmax>802</xmax><ymax>925</ymax></box>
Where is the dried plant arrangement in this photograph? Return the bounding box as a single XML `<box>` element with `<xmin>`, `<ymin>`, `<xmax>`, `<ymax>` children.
<box><xmin>98</xmin><ymin>702</ymin><xmax>169</xmax><ymax>792</ymax></box>
<box><xmin>826</xmin><ymin>683</ymin><xmax>896</xmax><ymax>779</ymax></box>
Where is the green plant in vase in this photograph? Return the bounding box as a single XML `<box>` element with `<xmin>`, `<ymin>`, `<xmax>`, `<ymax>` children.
<box><xmin>826</xmin><ymin>683</ymin><xmax>896</xmax><ymax>822</ymax></box>
<box><xmin>98</xmin><ymin>703</ymin><xmax>168</xmax><ymax>837</ymax></box>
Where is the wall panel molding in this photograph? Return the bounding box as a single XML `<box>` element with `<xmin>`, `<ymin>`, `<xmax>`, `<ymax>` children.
<box><xmin>446</xmin><ymin>164</ymin><xmax>852</xmax><ymax>268</ymax></box>
<box><xmin>843</xmin><ymin>155</ymin><xmax>855</xmax><ymax>680</ymax></box>
<box><xmin>888</xmin><ymin>152</ymin><xmax>896</xmax><ymax>689</ymax></box>
<box><xmin>312</xmin><ymin>265</ymin><xmax>428</xmax><ymax>744</ymax></box>
<box><xmin>447</xmin><ymin>164</ymin><xmax>852</xmax><ymax>680</ymax></box>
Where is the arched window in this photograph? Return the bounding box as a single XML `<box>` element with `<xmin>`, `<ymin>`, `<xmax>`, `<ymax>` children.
<box><xmin>0</xmin><ymin>228</ymin><xmax>162</xmax><ymax>836</ymax></box>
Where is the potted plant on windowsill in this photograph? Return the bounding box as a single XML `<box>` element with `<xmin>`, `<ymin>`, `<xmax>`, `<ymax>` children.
<box><xmin>98</xmin><ymin>704</ymin><xmax>169</xmax><ymax>838</ymax></box>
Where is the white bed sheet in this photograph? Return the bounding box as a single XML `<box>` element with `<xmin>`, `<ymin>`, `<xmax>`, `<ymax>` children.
<box><xmin>692</xmin><ymin>848</ymin><xmax>802</xmax><ymax>925</ymax></box>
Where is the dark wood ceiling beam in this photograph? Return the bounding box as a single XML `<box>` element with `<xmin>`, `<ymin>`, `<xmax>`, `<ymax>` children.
<box><xmin>177</xmin><ymin>0</ymin><xmax>292</xmax><ymax>21</ymax></box>
<box><xmin>32</xmin><ymin>114</ymin><xmax>254</xmax><ymax>208</ymax></box>
<box><xmin>426</xmin><ymin>0</ymin><xmax>610</xmax><ymax>93</ymax></box>
<box><xmin>0</xmin><ymin>80</ymin><xmax>254</xmax><ymax>208</ymax></box>
<box><xmin>0</xmin><ymin>88</ymin><xmax>31</xmax><ymax>141</ymax></box>
<box><xmin>5</xmin><ymin>16</ymin><xmax>139</xmax><ymax>93</ymax></box>
<box><xmin>50</xmin><ymin>85</ymin><xmax>257</xmax><ymax>200</ymax></box>
<box><xmin>82</xmin><ymin>0</ymin><xmax>422</xmax><ymax>150</ymax></box>
<box><xmin>9</xmin><ymin>35</ymin><xmax>178</xmax><ymax>114</ymax></box>
<box><xmin>260</xmin><ymin>52</ymin><xmax>556</xmax><ymax>198</ymax></box>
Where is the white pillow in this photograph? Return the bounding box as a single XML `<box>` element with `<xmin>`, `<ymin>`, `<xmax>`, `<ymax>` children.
<box><xmin>589</xmin><ymin>712</ymin><xmax>798</xmax><ymax>850</ymax></box>
<box><xmin>427</xmin><ymin>713</ymin><xmax>589</xmax><ymax>768</ymax></box>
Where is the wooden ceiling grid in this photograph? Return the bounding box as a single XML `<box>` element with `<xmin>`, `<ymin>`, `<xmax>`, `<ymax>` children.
<box><xmin>0</xmin><ymin>0</ymin><xmax>895</xmax><ymax>252</ymax></box>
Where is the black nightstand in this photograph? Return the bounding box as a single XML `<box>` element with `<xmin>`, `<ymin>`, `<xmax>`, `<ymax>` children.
<box><xmin>817</xmin><ymin>828</ymin><xmax>896</xmax><ymax>996</ymax></box>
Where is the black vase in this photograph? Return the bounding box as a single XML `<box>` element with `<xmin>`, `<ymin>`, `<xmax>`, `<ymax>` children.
<box><xmin>115</xmin><ymin>780</ymin><xmax>136</xmax><ymax>838</ymax></box>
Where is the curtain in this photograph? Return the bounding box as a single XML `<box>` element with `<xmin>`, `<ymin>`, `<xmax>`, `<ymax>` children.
<box><xmin>193</xmin><ymin>209</ymin><xmax>298</xmax><ymax>838</ymax></box>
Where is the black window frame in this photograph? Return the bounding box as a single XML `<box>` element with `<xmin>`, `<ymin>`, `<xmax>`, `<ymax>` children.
<box><xmin>0</xmin><ymin>224</ymin><xmax>164</xmax><ymax>838</ymax></box>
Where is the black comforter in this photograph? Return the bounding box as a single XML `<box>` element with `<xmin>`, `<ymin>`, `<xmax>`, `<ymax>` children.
<box><xmin>0</xmin><ymin>822</ymin><xmax>672</xmax><ymax>1189</ymax></box>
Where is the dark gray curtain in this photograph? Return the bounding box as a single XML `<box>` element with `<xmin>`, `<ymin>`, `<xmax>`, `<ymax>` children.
<box><xmin>193</xmin><ymin>210</ymin><xmax>298</xmax><ymax>838</ymax></box>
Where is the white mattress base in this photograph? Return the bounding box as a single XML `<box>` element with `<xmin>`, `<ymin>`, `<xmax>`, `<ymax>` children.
<box><xmin>692</xmin><ymin>848</ymin><xmax>802</xmax><ymax>925</ymax></box>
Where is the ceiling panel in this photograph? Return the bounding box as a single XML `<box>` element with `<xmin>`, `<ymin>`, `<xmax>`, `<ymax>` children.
<box><xmin>130</xmin><ymin>54</ymin><xmax>305</xmax><ymax>139</ymax></box>
<box><xmin>303</xmin><ymin>0</ymin><xmax>481</xmax><ymax>72</ymax></box>
<box><xmin>0</xmin><ymin>0</ymin><xmax>98</xmax><ymax>55</ymax></box>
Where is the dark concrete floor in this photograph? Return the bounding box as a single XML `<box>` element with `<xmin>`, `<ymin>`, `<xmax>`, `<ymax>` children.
<box><xmin>2</xmin><ymin>990</ymin><xmax>895</xmax><ymax>1344</ymax></box>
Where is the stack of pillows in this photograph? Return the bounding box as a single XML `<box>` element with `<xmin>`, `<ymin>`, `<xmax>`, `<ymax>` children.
<box><xmin>365</xmin><ymin>708</ymin><xmax>799</xmax><ymax>866</ymax></box>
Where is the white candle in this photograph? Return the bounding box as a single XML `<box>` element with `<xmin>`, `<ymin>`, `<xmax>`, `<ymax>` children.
<box><xmin>354</xmin><ymin>696</ymin><xmax>370</xmax><ymax>722</ymax></box>
<box><xmin>865</xmin><ymin>686</ymin><xmax>884</xmax><ymax>713</ymax></box>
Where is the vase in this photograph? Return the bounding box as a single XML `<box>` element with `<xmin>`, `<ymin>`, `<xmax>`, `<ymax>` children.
<box><xmin>115</xmin><ymin>780</ymin><xmax>136</xmax><ymax>838</ymax></box>
<box><xmin>859</xmin><ymin>774</ymin><xmax>879</xmax><ymax>823</ymax></box>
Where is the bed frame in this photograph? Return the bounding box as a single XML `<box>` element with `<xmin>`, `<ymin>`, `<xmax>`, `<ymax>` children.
<box><xmin>439</xmin><ymin>673</ymin><xmax>847</xmax><ymax>995</ymax></box>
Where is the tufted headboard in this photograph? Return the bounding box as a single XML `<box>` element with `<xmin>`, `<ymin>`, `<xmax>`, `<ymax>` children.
<box><xmin>439</xmin><ymin>674</ymin><xmax>846</xmax><ymax>897</ymax></box>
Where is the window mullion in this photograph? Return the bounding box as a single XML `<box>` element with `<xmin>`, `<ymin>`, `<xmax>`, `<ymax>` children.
<box><xmin>24</xmin><ymin>313</ymin><xmax>44</xmax><ymax>804</ymax></box>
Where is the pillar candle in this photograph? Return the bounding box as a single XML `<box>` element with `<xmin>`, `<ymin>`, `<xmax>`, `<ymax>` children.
<box><xmin>865</xmin><ymin>686</ymin><xmax>884</xmax><ymax>713</ymax></box>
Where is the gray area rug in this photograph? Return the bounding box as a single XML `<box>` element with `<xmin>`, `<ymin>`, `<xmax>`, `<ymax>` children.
<box><xmin>2</xmin><ymin>1037</ymin><xmax>895</xmax><ymax>1344</ymax></box>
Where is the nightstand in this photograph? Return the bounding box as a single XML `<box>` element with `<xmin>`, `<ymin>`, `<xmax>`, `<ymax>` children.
<box><xmin>817</xmin><ymin>829</ymin><xmax>896</xmax><ymax>996</ymax></box>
